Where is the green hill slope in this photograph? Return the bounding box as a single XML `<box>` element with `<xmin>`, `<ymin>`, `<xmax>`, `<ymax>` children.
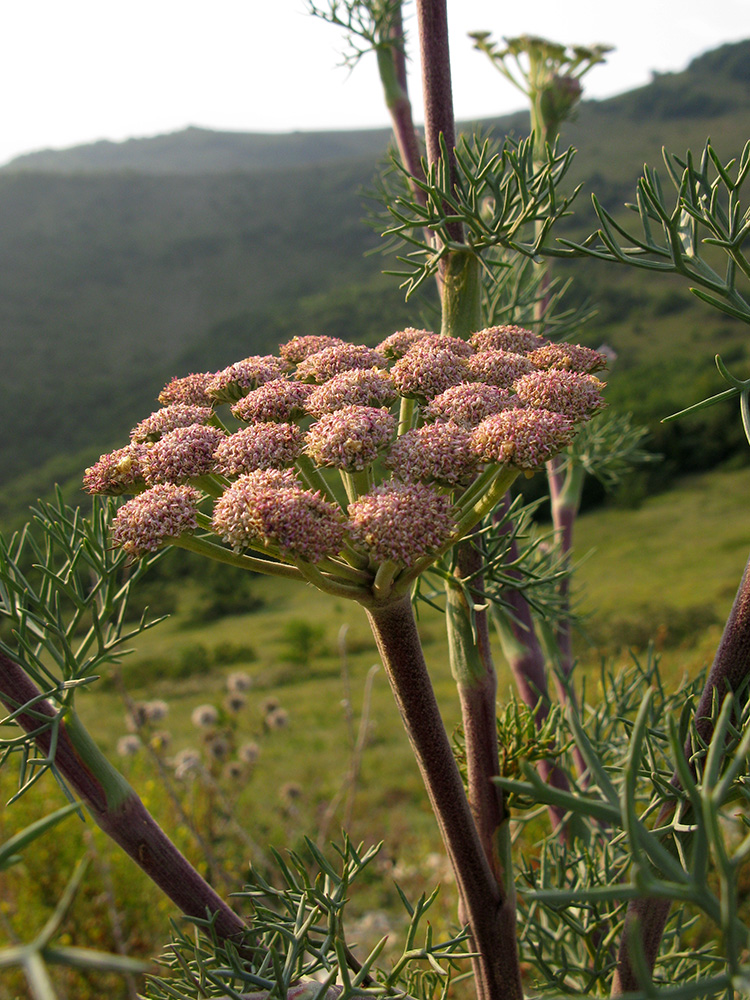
<box><xmin>2</xmin><ymin>39</ymin><xmax>750</xmax><ymax>524</ymax></box>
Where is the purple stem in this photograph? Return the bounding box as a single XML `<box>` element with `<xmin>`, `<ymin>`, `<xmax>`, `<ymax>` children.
<box><xmin>612</xmin><ymin>551</ymin><xmax>750</xmax><ymax>995</ymax></box>
<box><xmin>0</xmin><ymin>651</ymin><xmax>250</xmax><ymax>949</ymax></box>
<box><xmin>450</xmin><ymin>541</ymin><xmax>508</xmax><ymax>881</ymax></box>
<box><xmin>366</xmin><ymin>596</ymin><xmax>524</xmax><ymax>1000</ymax></box>
<box><xmin>414</xmin><ymin>0</ymin><xmax>463</xmax><ymax>247</ymax></box>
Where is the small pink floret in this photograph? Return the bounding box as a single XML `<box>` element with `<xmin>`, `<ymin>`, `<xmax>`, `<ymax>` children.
<box><xmin>306</xmin><ymin>406</ymin><xmax>396</xmax><ymax>472</ymax></box>
<box><xmin>214</xmin><ymin>423</ymin><xmax>304</xmax><ymax>476</ymax></box>
<box><xmin>348</xmin><ymin>481</ymin><xmax>456</xmax><ymax>567</ymax></box>
<box><xmin>471</xmin><ymin>409</ymin><xmax>576</xmax><ymax>469</ymax></box>
<box><xmin>111</xmin><ymin>484</ymin><xmax>201</xmax><ymax>556</ymax></box>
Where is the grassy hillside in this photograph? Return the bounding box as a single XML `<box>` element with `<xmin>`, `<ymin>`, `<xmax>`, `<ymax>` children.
<box><xmin>2</xmin><ymin>462</ymin><xmax>747</xmax><ymax>999</ymax></box>
<box><xmin>1</xmin><ymin>40</ymin><xmax>750</xmax><ymax>524</ymax></box>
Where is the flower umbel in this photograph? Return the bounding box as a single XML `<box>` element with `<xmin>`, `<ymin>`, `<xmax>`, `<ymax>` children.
<box><xmin>96</xmin><ymin>327</ymin><xmax>604</xmax><ymax>604</ymax></box>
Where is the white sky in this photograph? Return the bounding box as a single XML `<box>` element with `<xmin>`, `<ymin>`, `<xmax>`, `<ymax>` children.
<box><xmin>1</xmin><ymin>0</ymin><xmax>748</xmax><ymax>166</ymax></box>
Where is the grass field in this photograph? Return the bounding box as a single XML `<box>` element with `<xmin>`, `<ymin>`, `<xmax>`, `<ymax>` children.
<box><xmin>2</xmin><ymin>463</ymin><xmax>749</xmax><ymax>998</ymax></box>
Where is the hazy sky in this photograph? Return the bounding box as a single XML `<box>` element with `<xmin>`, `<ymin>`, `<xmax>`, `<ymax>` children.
<box><xmin>2</xmin><ymin>0</ymin><xmax>748</xmax><ymax>166</ymax></box>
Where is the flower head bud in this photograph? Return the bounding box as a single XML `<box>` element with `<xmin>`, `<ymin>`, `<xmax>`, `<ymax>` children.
<box><xmin>130</xmin><ymin>404</ymin><xmax>213</xmax><ymax>443</ymax></box>
<box><xmin>306</xmin><ymin>368</ymin><xmax>396</xmax><ymax>417</ymax></box>
<box><xmin>513</xmin><ymin>369</ymin><xmax>606</xmax><ymax>422</ymax></box>
<box><xmin>238</xmin><ymin>741</ymin><xmax>260</xmax><ymax>764</ymax></box>
<box><xmin>294</xmin><ymin>344</ymin><xmax>384</xmax><ymax>383</ymax></box>
<box><xmin>111</xmin><ymin>484</ymin><xmax>201</xmax><ymax>556</ymax></box>
<box><xmin>527</xmin><ymin>342</ymin><xmax>609</xmax><ymax>374</ymax></box>
<box><xmin>117</xmin><ymin>735</ymin><xmax>142</xmax><ymax>757</ymax></box>
<box><xmin>226</xmin><ymin>671</ymin><xmax>253</xmax><ymax>693</ymax></box>
<box><xmin>279</xmin><ymin>334</ymin><xmax>346</xmax><ymax>363</ymax></box>
<box><xmin>423</xmin><ymin>383</ymin><xmax>518</xmax><ymax>427</ymax></box>
<box><xmin>213</xmin><ymin>479</ymin><xmax>346</xmax><ymax>563</ymax></box>
<box><xmin>404</xmin><ymin>333</ymin><xmax>474</xmax><ymax>358</ymax></box>
<box><xmin>142</xmin><ymin>424</ymin><xmax>226</xmax><ymax>484</ymax></box>
<box><xmin>144</xmin><ymin>699</ymin><xmax>169</xmax><ymax>723</ymax></box>
<box><xmin>214</xmin><ymin>422</ymin><xmax>304</xmax><ymax>476</ymax></box>
<box><xmin>173</xmin><ymin>747</ymin><xmax>202</xmax><ymax>780</ymax></box>
<box><xmin>348</xmin><ymin>481</ymin><xmax>456</xmax><ymax>567</ymax></box>
<box><xmin>207</xmin><ymin>356</ymin><xmax>289</xmax><ymax>404</ymax></box>
<box><xmin>306</xmin><ymin>406</ymin><xmax>396</xmax><ymax>472</ymax></box>
<box><xmin>386</xmin><ymin>422</ymin><xmax>480</xmax><ymax>487</ymax></box>
<box><xmin>470</xmin><ymin>325</ymin><xmax>545</xmax><ymax>354</ymax></box>
<box><xmin>377</xmin><ymin>327</ymin><xmax>434</xmax><ymax>359</ymax></box>
<box><xmin>83</xmin><ymin>444</ymin><xmax>147</xmax><ymax>495</ymax></box>
<box><xmin>191</xmin><ymin>704</ymin><xmax>219</xmax><ymax>728</ymax></box>
<box><xmin>391</xmin><ymin>345</ymin><xmax>470</xmax><ymax>401</ymax></box>
<box><xmin>471</xmin><ymin>409</ymin><xmax>576</xmax><ymax>470</ymax></box>
<box><xmin>231</xmin><ymin>379</ymin><xmax>314</xmax><ymax>424</ymax></box>
<box><xmin>467</xmin><ymin>349</ymin><xmax>537</xmax><ymax>387</ymax></box>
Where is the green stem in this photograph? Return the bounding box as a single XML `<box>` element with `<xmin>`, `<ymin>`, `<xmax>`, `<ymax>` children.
<box><xmin>172</xmin><ymin>534</ymin><xmax>304</xmax><ymax>581</ymax></box>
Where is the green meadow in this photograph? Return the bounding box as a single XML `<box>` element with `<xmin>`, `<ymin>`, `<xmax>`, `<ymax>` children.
<box><xmin>2</xmin><ymin>462</ymin><xmax>748</xmax><ymax>998</ymax></box>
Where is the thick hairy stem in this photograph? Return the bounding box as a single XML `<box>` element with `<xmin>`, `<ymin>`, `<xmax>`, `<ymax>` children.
<box><xmin>0</xmin><ymin>652</ymin><xmax>250</xmax><ymax>949</ymax></box>
<box><xmin>366</xmin><ymin>597</ymin><xmax>523</xmax><ymax>1000</ymax></box>
<box><xmin>414</xmin><ymin>0</ymin><xmax>463</xmax><ymax>247</ymax></box>
<box><xmin>612</xmin><ymin>552</ymin><xmax>750</xmax><ymax>995</ymax></box>
<box><xmin>446</xmin><ymin>541</ymin><xmax>509</xmax><ymax>888</ymax></box>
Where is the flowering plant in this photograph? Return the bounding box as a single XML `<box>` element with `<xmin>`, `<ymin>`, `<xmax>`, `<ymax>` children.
<box><xmin>3</xmin><ymin>3</ymin><xmax>750</xmax><ymax>1000</ymax></box>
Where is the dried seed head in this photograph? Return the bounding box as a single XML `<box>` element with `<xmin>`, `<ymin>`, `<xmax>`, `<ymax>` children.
<box><xmin>348</xmin><ymin>481</ymin><xmax>456</xmax><ymax>567</ymax></box>
<box><xmin>306</xmin><ymin>405</ymin><xmax>396</xmax><ymax>472</ymax></box>
<box><xmin>191</xmin><ymin>704</ymin><xmax>219</xmax><ymax>728</ymax></box>
<box><xmin>111</xmin><ymin>484</ymin><xmax>201</xmax><ymax>556</ymax></box>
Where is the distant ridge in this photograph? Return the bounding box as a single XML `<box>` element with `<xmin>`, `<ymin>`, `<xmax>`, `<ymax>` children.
<box><xmin>3</xmin><ymin>38</ymin><xmax>749</xmax><ymax>176</ymax></box>
<box><xmin>1</xmin><ymin>124</ymin><xmax>397</xmax><ymax>175</ymax></box>
<box><xmin>2</xmin><ymin>37</ymin><xmax>750</xmax><ymax>520</ymax></box>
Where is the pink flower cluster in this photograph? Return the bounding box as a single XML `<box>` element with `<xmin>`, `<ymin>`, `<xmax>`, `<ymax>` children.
<box><xmin>86</xmin><ymin>324</ymin><xmax>607</xmax><ymax>572</ymax></box>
